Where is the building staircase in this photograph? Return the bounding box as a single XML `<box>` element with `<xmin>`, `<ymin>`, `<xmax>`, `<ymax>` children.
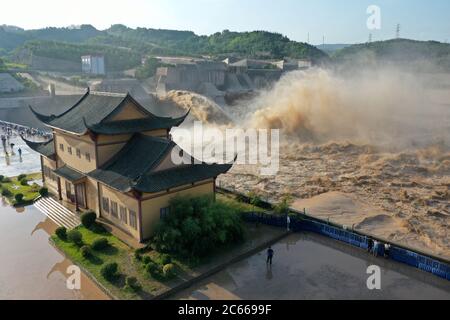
<box><xmin>34</xmin><ymin>197</ymin><xmax>80</xmax><ymax>229</ymax></box>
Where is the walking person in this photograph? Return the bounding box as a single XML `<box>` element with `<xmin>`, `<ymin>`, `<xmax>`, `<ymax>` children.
<box><xmin>286</xmin><ymin>214</ymin><xmax>291</xmax><ymax>231</ymax></box>
<box><xmin>266</xmin><ymin>246</ymin><xmax>274</xmax><ymax>266</ymax></box>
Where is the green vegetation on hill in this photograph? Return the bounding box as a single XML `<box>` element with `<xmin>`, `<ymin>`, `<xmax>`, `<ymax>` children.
<box><xmin>0</xmin><ymin>24</ymin><xmax>328</xmax><ymax>71</ymax></box>
<box><xmin>332</xmin><ymin>38</ymin><xmax>450</xmax><ymax>70</ymax></box>
<box><xmin>18</xmin><ymin>40</ymin><xmax>141</xmax><ymax>71</ymax></box>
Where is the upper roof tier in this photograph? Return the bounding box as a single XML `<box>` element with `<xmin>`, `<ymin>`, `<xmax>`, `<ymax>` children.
<box><xmin>29</xmin><ymin>90</ymin><xmax>189</xmax><ymax>135</ymax></box>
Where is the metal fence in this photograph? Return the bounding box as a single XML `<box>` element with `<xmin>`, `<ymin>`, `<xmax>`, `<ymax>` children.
<box><xmin>241</xmin><ymin>211</ymin><xmax>450</xmax><ymax>281</ymax></box>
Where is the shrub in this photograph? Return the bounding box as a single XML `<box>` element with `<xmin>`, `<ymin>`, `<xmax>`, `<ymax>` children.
<box><xmin>55</xmin><ymin>226</ymin><xmax>67</xmax><ymax>240</ymax></box>
<box><xmin>145</xmin><ymin>261</ymin><xmax>160</xmax><ymax>277</ymax></box>
<box><xmin>158</xmin><ymin>253</ymin><xmax>172</xmax><ymax>265</ymax></box>
<box><xmin>162</xmin><ymin>263</ymin><xmax>176</xmax><ymax>279</ymax></box>
<box><xmin>134</xmin><ymin>250</ymin><xmax>142</xmax><ymax>261</ymax></box>
<box><xmin>274</xmin><ymin>195</ymin><xmax>293</xmax><ymax>215</ymax></box>
<box><xmin>14</xmin><ymin>193</ymin><xmax>24</xmax><ymax>203</ymax></box>
<box><xmin>153</xmin><ymin>195</ymin><xmax>245</xmax><ymax>258</ymax></box>
<box><xmin>20</xmin><ymin>179</ymin><xmax>28</xmax><ymax>186</ymax></box>
<box><xmin>67</xmin><ymin>230</ymin><xmax>83</xmax><ymax>246</ymax></box>
<box><xmin>125</xmin><ymin>276</ymin><xmax>141</xmax><ymax>292</ymax></box>
<box><xmin>142</xmin><ymin>255</ymin><xmax>152</xmax><ymax>265</ymax></box>
<box><xmin>81</xmin><ymin>211</ymin><xmax>97</xmax><ymax>228</ymax></box>
<box><xmin>91</xmin><ymin>238</ymin><xmax>109</xmax><ymax>251</ymax></box>
<box><xmin>1</xmin><ymin>189</ymin><xmax>12</xmax><ymax>197</ymax></box>
<box><xmin>80</xmin><ymin>245</ymin><xmax>91</xmax><ymax>258</ymax></box>
<box><xmin>101</xmin><ymin>263</ymin><xmax>119</xmax><ymax>282</ymax></box>
<box><xmin>17</xmin><ymin>174</ymin><xmax>27</xmax><ymax>181</ymax></box>
<box><xmin>39</xmin><ymin>187</ymin><xmax>49</xmax><ymax>197</ymax></box>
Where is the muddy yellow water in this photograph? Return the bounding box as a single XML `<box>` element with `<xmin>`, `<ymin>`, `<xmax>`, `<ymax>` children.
<box><xmin>0</xmin><ymin>198</ymin><xmax>108</xmax><ymax>300</ymax></box>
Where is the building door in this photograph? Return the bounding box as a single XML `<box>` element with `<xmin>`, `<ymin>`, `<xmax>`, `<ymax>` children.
<box><xmin>76</xmin><ymin>183</ymin><xmax>86</xmax><ymax>209</ymax></box>
<box><xmin>65</xmin><ymin>181</ymin><xmax>74</xmax><ymax>202</ymax></box>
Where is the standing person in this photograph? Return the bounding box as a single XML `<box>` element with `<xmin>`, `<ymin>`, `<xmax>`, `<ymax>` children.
<box><xmin>266</xmin><ymin>247</ymin><xmax>274</xmax><ymax>266</ymax></box>
<box><xmin>373</xmin><ymin>240</ymin><xmax>379</xmax><ymax>257</ymax></box>
<box><xmin>286</xmin><ymin>214</ymin><xmax>291</xmax><ymax>231</ymax></box>
<box><xmin>384</xmin><ymin>243</ymin><xmax>391</xmax><ymax>258</ymax></box>
<box><xmin>367</xmin><ymin>238</ymin><xmax>374</xmax><ymax>253</ymax></box>
<box><xmin>18</xmin><ymin>148</ymin><xmax>22</xmax><ymax>158</ymax></box>
<box><xmin>1</xmin><ymin>135</ymin><xmax>6</xmax><ymax>151</ymax></box>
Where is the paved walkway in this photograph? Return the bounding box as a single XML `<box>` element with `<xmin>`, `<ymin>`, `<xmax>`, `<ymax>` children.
<box><xmin>172</xmin><ymin>232</ymin><xmax>450</xmax><ymax>300</ymax></box>
<box><xmin>1</xmin><ymin>135</ymin><xmax>42</xmax><ymax>177</ymax></box>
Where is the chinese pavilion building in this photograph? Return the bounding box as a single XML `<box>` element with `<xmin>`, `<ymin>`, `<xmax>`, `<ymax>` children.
<box><xmin>24</xmin><ymin>90</ymin><xmax>232</xmax><ymax>242</ymax></box>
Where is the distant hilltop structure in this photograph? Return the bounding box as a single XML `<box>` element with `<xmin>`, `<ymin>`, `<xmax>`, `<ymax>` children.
<box><xmin>154</xmin><ymin>56</ymin><xmax>312</xmax><ymax>104</ymax></box>
<box><xmin>81</xmin><ymin>55</ymin><xmax>105</xmax><ymax>75</ymax></box>
<box><xmin>0</xmin><ymin>73</ymin><xmax>24</xmax><ymax>93</ymax></box>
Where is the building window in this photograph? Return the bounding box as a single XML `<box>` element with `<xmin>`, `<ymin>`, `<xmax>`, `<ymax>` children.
<box><xmin>111</xmin><ymin>201</ymin><xmax>118</xmax><ymax>218</ymax></box>
<box><xmin>102</xmin><ymin>197</ymin><xmax>110</xmax><ymax>213</ymax></box>
<box><xmin>160</xmin><ymin>207</ymin><xmax>170</xmax><ymax>220</ymax></box>
<box><xmin>68</xmin><ymin>146</ymin><xmax>72</xmax><ymax>155</ymax></box>
<box><xmin>119</xmin><ymin>206</ymin><xmax>128</xmax><ymax>224</ymax></box>
<box><xmin>85</xmin><ymin>152</ymin><xmax>91</xmax><ymax>162</ymax></box>
<box><xmin>129</xmin><ymin>210</ymin><xmax>137</xmax><ymax>230</ymax></box>
<box><xmin>59</xmin><ymin>144</ymin><xmax>64</xmax><ymax>152</ymax></box>
<box><xmin>76</xmin><ymin>149</ymin><xmax>81</xmax><ymax>158</ymax></box>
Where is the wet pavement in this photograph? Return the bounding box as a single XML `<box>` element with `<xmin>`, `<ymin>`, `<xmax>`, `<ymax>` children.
<box><xmin>1</xmin><ymin>135</ymin><xmax>42</xmax><ymax>177</ymax></box>
<box><xmin>0</xmin><ymin>198</ymin><xmax>109</xmax><ymax>300</ymax></box>
<box><xmin>173</xmin><ymin>233</ymin><xmax>450</xmax><ymax>300</ymax></box>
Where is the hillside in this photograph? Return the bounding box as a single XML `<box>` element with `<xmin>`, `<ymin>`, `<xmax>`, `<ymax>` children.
<box><xmin>0</xmin><ymin>24</ymin><xmax>328</xmax><ymax>71</ymax></box>
<box><xmin>332</xmin><ymin>38</ymin><xmax>450</xmax><ymax>71</ymax></box>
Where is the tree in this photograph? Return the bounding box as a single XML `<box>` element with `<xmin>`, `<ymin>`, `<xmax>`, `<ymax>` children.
<box><xmin>135</xmin><ymin>57</ymin><xmax>159</xmax><ymax>79</ymax></box>
<box><xmin>248</xmin><ymin>191</ymin><xmax>263</xmax><ymax>210</ymax></box>
<box><xmin>274</xmin><ymin>195</ymin><xmax>293</xmax><ymax>216</ymax></box>
<box><xmin>153</xmin><ymin>195</ymin><xmax>244</xmax><ymax>258</ymax></box>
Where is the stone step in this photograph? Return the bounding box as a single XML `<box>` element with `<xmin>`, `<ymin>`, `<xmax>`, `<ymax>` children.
<box><xmin>36</xmin><ymin>202</ymin><xmax>79</xmax><ymax>229</ymax></box>
<box><xmin>34</xmin><ymin>197</ymin><xmax>80</xmax><ymax>229</ymax></box>
<box><xmin>36</xmin><ymin>199</ymin><xmax>79</xmax><ymax>227</ymax></box>
<box><xmin>34</xmin><ymin>202</ymin><xmax>77</xmax><ymax>229</ymax></box>
<box><xmin>34</xmin><ymin>200</ymin><xmax>78</xmax><ymax>229</ymax></box>
<box><xmin>39</xmin><ymin>197</ymin><xmax>80</xmax><ymax>225</ymax></box>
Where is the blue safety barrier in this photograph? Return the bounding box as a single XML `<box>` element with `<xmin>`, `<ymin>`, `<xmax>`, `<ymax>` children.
<box><xmin>241</xmin><ymin>211</ymin><xmax>450</xmax><ymax>281</ymax></box>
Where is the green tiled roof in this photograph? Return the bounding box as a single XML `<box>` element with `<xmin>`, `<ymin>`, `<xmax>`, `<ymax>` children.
<box><xmin>29</xmin><ymin>90</ymin><xmax>187</xmax><ymax>135</ymax></box>
<box><xmin>22</xmin><ymin>137</ymin><xmax>55</xmax><ymax>159</ymax></box>
<box><xmin>132</xmin><ymin>163</ymin><xmax>233</xmax><ymax>193</ymax></box>
<box><xmin>88</xmin><ymin>134</ymin><xmax>174</xmax><ymax>192</ymax></box>
<box><xmin>88</xmin><ymin>133</ymin><xmax>233</xmax><ymax>193</ymax></box>
<box><xmin>30</xmin><ymin>91</ymin><xmax>131</xmax><ymax>134</ymax></box>
<box><xmin>85</xmin><ymin>112</ymin><xmax>188</xmax><ymax>135</ymax></box>
<box><xmin>54</xmin><ymin>165</ymin><xmax>85</xmax><ymax>182</ymax></box>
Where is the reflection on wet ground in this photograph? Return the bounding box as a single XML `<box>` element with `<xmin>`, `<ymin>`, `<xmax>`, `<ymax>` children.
<box><xmin>1</xmin><ymin>135</ymin><xmax>42</xmax><ymax>177</ymax></box>
<box><xmin>0</xmin><ymin>198</ymin><xmax>108</xmax><ymax>300</ymax></box>
<box><xmin>173</xmin><ymin>233</ymin><xmax>450</xmax><ymax>300</ymax></box>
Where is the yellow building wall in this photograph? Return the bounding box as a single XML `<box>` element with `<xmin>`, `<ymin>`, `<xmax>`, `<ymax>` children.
<box><xmin>153</xmin><ymin>145</ymin><xmax>192</xmax><ymax>172</ymax></box>
<box><xmin>42</xmin><ymin>156</ymin><xmax>58</xmax><ymax>194</ymax></box>
<box><xmin>140</xmin><ymin>180</ymin><xmax>215</xmax><ymax>240</ymax></box>
<box><xmin>109</xmin><ymin>102</ymin><xmax>148</xmax><ymax>121</ymax></box>
<box><xmin>142</xmin><ymin>129</ymin><xmax>168</xmax><ymax>138</ymax></box>
<box><xmin>97</xmin><ymin>143</ymin><xmax>127</xmax><ymax>167</ymax></box>
<box><xmin>54</xmin><ymin>131</ymin><xmax>96</xmax><ymax>173</ymax></box>
<box><xmin>85</xmin><ymin>177</ymin><xmax>100</xmax><ymax>214</ymax></box>
<box><xmin>99</xmin><ymin>183</ymin><xmax>140</xmax><ymax>239</ymax></box>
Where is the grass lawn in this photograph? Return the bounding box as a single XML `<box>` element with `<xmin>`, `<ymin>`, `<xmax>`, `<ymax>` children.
<box><xmin>0</xmin><ymin>173</ymin><xmax>43</xmax><ymax>206</ymax></box>
<box><xmin>51</xmin><ymin>195</ymin><xmax>268</xmax><ymax>300</ymax></box>
<box><xmin>51</xmin><ymin>226</ymin><xmax>183</xmax><ymax>300</ymax></box>
<box><xmin>217</xmin><ymin>193</ymin><xmax>265</xmax><ymax>212</ymax></box>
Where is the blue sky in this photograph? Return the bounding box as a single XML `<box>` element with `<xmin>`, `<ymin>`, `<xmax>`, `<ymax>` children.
<box><xmin>1</xmin><ymin>0</ymin><xmax>449</xmax><ymax>44</ymax></box>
